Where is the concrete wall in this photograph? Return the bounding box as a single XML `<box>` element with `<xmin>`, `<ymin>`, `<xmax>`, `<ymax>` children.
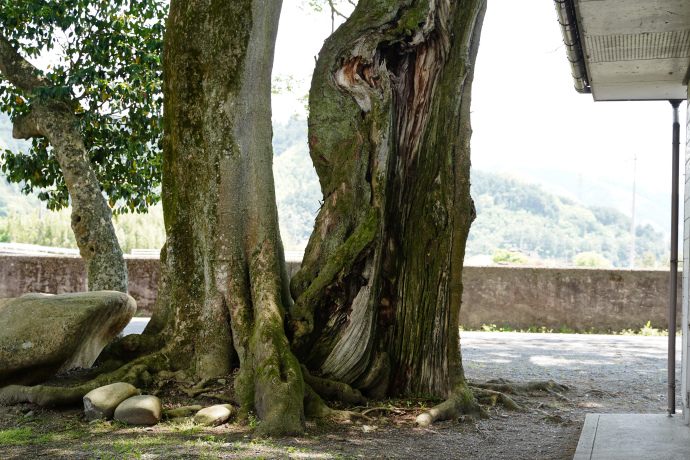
<box><xmin>461</xmin><ymin>266</ymin><xmax>681</xmax><ymax>331</ymax></box>
<box><xmin>0</xmin><ymin>253</ymin><xmax>159</xmax><ymax>314</ymax></box>
<box><xmin>0</xmin><ymin>254</ymin><xmax>680</xmax><ymax>331</ymax></box>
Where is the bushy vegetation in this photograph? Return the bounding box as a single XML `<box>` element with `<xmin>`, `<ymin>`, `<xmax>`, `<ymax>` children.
<box><xmin>492</xmin><ymin>249</ymin><xmax>528</xmax><ymax>264</ymax></box>
<box><xmin>574</xmin><ymin>251</ymin><xmax>612</xmax><ymax>267</ymax></box>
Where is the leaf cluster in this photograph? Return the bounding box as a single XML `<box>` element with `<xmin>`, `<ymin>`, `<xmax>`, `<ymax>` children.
<box><xmin>0</xmin><ymin>0</ymin><xmax>167</xmax><ymax>214</ymax></box>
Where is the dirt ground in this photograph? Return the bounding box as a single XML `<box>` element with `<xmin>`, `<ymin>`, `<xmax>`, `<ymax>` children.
<box><xmin>0</xmin><ymin>331</ymin><xmax>681</xmax><ymax>459</ymax></box>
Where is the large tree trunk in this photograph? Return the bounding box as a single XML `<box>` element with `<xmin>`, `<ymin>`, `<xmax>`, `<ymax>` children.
<box><xmin>290</xmin><ymin>0</ymin><xmax>486</xmax><ymax>405</ymax></box>
<box><xmin>0</xmin><ymin>34</ymin><xmax>127</xmax><ymax>293</ymax></box>
<box><xmin>143</xmin><ymin>0</ymin><xmax>306</xmax><ymax>436</ymax></box>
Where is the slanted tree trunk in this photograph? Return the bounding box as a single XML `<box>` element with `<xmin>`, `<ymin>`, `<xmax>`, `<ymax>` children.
<box><xmin>290</xmin><ymin>0</ymin><xmax>486</xmax><ymax>419</ymax></box>
<box><xmin>0</xmin><ymin>34</ymin><xmax>127</xmax><ymax>292</ymax></box>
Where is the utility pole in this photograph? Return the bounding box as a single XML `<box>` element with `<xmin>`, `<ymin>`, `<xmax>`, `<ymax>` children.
<box><xmin>629</xmin><ymin>155</ymin><xmax>637</xmax><ymax>268</ymax></box>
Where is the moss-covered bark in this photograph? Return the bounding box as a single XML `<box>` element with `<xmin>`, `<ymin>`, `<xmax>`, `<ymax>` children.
<box><xmin>138</xmin><ymin>0</ymin><xmax>305</xmax><ymax>436</ymax></box>
<box><xmin>291</xmin><ymin>0</ymin><xmax>486</xmax><ymax>406</ymax></box>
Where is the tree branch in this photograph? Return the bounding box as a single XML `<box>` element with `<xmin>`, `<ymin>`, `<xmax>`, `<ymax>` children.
<box><xmin>0</xmin><ymin>32</ymin><xmax>52</xmax><ymax>93</ymax></box>
<box><xmin>12</xmin><ymin>113</ymin><xmax>45</xmax><ymax>139</ymax></box>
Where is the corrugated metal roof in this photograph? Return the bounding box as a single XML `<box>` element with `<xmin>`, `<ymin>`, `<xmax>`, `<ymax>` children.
<box><xmin>558</xmin><ymin>0</ymin><xmax>690</xmax><ymax>100</ymax></box>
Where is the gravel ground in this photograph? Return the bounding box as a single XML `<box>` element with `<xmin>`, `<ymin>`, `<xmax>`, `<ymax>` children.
<box><xmin>0</xmin><ymin>331</ymin><xmax>681</xmax><ymax>459</ymax></box>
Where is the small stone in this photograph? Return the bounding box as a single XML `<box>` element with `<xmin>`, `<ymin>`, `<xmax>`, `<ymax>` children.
<box><xmin>362</xmin><ymin>425</ymin><xmax>377</xmax><ymax>433</ymax></box>
<box><xmin>24</xmin><ymin>411</ymin><xmax>35</xmax><ymax>418</ymax></box>
<box><xmin>114</xmin><ymin>395</ymin><xmax>163</xmax><ymax>426</ymax></box>
<box><xmin>84</xmin><ymin>383</ymin><xmax>141</xmax><ymax>421</ymax></box>
<box><xmin>194</xmin><ymin>404</ymin><xmax>233</xmax><ymax>426</ymax></box>
<box><xmin>165</xmin><ymin>405</ymin><xmax>202</xmax><ymax>419</ymax></box>
<box><xmin>217</xmin><ymin>378</ymin><xmax>227</xmax><ymax>385</ymax></box>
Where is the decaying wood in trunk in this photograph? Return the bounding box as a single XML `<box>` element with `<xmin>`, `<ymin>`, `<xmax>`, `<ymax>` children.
<box><xmin>290</xmin><ymin>0</ymin><xmax>487</xmax><ymax>422</ymax></box>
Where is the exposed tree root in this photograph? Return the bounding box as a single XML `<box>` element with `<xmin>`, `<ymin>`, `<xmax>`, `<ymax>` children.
<box><xmin>469</xmin><ymin>379</ymin><xmax>569</xmax><ymax>401</ymax></box>
<box><xmin>185</xmin><ymin>378</ymin><xmax>213</xmax><ymax>398</ymax></box>
<box><xmin>301</xmin><ymin>365</ymin><xmax>368</xmax><ymax>405</ymax></box>
<box><xmin>360</xmin><ymin>406</ymin><xmax>420</xmax><ymax>417</ymax></box>
<box><xmin>199</xmin><ymin>393</ymin><xmax>236</xmax><ymax>404</ymax></box>
<box><xmin>415</xmin><ymin>392</ymin><xmax>488</xmax><ymax>427</ymax></box>
<box><xmin>0</xmin><ymin>354</ymin><xmax>163</xmax><ymax>406</ymax></box>
<box><xmin>415</xmin><ymin>379</ymin><xmax>571</xmax><ymax>427</ymax></box>
<box><xmin>303</xmin><ymin>384</ymin><xmax>370</xmax><ymax>423</ymax></box>
<box><xmin>470</xmin><ymin>388</ymin><xmax>524</xmax><ymax>411</ymax></box>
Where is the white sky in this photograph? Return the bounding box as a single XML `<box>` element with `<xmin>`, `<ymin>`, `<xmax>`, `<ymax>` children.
<box><xmin>272</xmin><ymin>1</ymin><xmax>688</xmax><ymax>195</ymax></box>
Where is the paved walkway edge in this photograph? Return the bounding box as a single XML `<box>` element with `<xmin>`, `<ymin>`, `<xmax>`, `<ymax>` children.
<box><xmin>573</xmin><ymin>414</ymin><xmax>599</xmax><ymax>460</ymax></box>
<box><xmin>574</xmin><ymin>413</ymin><xmax>690</xmax><ymax>460</ymax></box>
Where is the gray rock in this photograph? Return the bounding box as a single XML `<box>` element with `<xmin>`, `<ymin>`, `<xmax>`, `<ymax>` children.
<box><xmin>114</xmin><ymin>395</ymin><xmax>162</xmax><ymax>426</ymax></box>
<box><xmin>0</xmin><ymin>291</ymin><xmax>136</xmax><ymax>386</ymax></box>
<box><xmin>194</xmin><ymin>404</ymin><xmax>233</xmax><ymax>426</ymax></box>
<box><xmin>83</xmin><ymin>382</ymin><xmax>141</xmax><ymax>421</ymax></box>
<box><xmin>164</xmin><ymin>405</ymin><xmax>202</xmax><ymax>419</ymax></box>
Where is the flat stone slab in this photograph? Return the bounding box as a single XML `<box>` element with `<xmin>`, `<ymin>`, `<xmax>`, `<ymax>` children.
<box><xmin>114</xmin><ymin>395</ymin><xmax>163</xmax><ymax>426</ymax></box>
<box><xmin>84</xmin><ymin>383</ymin><xmax>141</xmax><ymax>421</ymax></box>
<box><xmin>194</xmin><ymin>404</ymin><xmax>233</xmax><ymax>426</ymax></box>
<box><xmin>574</xmin><ymin>414</ymin><xmax>690</xmax><ymax>460</ymax></box>
<box><xmin>0</xmin><ymin>291</ymin><xmax>136</xmax><ymax>386</ymax></box>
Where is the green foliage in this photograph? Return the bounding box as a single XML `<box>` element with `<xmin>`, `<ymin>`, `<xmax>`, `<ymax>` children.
<box><xmin>0</xmin><ymin>0</ymin><xmax>167</xmax><ymax>214</ymax></box>
<box><xmin>636</xmin><ymin>251</ymin><xmax>658</xmax><ymax>268</ymax></box>
<box><xmin>574</xmin><ymin>251</ymin><xmax>612</xmax><ymax>267</ymax></box>
<box><xmin>273</xmin><ymin>117</ymin><xmax>320</xmax><ymax>248</ymax></box>
<box><xmin>492</xmin><ymin>249</ymin><xmax>528</xmax><ymax>264</ymax></box>
<box><xmin>301</xmin><ymin>0</ymin><xmax>358</xmax><ymax>14</ymax></box>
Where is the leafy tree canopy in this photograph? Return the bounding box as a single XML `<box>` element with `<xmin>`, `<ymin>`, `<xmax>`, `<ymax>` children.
<box><xmin>0</xmin><ymin>0</ymin><xmax>166</xmax><ymax>213</ymax></box>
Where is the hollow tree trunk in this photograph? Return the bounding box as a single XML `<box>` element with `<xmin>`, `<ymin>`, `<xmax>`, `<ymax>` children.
<box><xmin>290</xmin><ymin>0</ymin><xmax>486</xmax><ymax>400</ymax></box>
<box><xmin>143</xmin><ymin>0</ymin><xmax>305</xmax><ymax>436</ymax></box>
<box><xmin>0</xmin><ymin>34</ymin><xmax>127</xmax><ymax>292</ymax></box>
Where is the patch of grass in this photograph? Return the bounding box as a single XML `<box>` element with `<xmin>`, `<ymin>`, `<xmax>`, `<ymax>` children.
<box><xmin>0</xmin><ymin>427</ymin><xmax>53</xmax><ymax>445</ymax></box>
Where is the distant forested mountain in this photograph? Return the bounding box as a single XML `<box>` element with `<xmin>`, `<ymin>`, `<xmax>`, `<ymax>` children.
<box><xmin>468</xmin><ymin>171</ymin><xmax>666</xmax><ymax>266</ymax></box>
<box><xmin>0</xmin><ymin>114</ymin><xmax>668</xmax><ymax>265</ymax></box>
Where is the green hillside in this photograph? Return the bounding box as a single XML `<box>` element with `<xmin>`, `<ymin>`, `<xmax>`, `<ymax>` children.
<box><xmin>468</xmin><ymin>171</ymin><xmax>666</xmax><ymax>266</ymax></box>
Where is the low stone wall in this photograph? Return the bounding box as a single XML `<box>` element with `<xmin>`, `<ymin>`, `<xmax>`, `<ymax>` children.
<box><xmin>0</xmin><ymin>254</ymin><xmax>681</xmax><ymax>330</ymax></box>
<box><xmin>461</xmin><ymin>266</ymin><xmax>681</xmax><ymax>332</ymax></box>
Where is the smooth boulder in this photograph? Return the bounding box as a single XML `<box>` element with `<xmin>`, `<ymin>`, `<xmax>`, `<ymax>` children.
<box><xmin>84</xmin><ymin>383</ymin><xmax>141</xmax><ymax>421</ymax></box>
<box><xmin>114</xmin><ymin>395</ymin><xmax>163</xmax><ymax>425</ymax></box>
<box><xmin>0</xmin><ymin>291</ymin><xmax>136</xmax><ymax>386</ymax></box>
<box><xmin>194</xmin><ymin>404</ymin><xmax>234</xmax><ymax>426</ymax></box>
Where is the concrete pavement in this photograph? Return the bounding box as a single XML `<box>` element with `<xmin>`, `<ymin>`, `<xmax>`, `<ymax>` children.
<box><xmin>574</xmin><ymin>414</ymin><xmax>690</xmax><ymax>459</ymax></box>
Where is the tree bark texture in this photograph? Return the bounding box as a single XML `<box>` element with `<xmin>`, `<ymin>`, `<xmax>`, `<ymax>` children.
<box><xmin>290</xmin><ymin>0</ymin><xmax>486</xmax><ymax>401</ymax></box>
<box><xmin>0</xmin><ymin>34</ymin><xmax>127</xmax><ymax>293</ymax></box>
<box><xmin>149</xmin><ymin>0</ymin><xmax>305</xmax><ymax>436</ymax></box>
